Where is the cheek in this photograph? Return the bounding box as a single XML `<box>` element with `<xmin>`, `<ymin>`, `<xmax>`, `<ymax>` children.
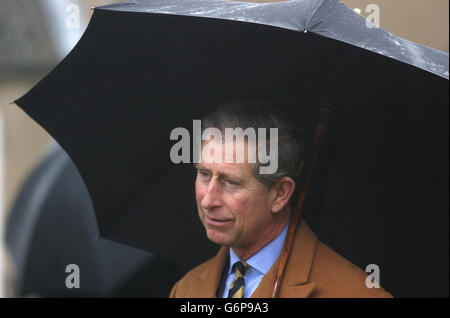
<box><xmin>195</xmin><ymin>179</ymin><xmax>205</xmax><ymax>201</ymax></box>
<box><xmin>232</xmin><ymin>191</ymin><xmax>269</xmax><ymax>223</ymax></box>
<box><xmin>227</xmin><ymin>194</ymin><xmax>251</xmax><ymax>221</ymax></box>
<box><xmin>232</xmin><ymin>196</ymin><xmax>250</xmax><ymax>212</ymax></box>
<box><xmin>195</xmin><ymin>180</ymin><xmax>206</xmax><ymax>219</ymax></box>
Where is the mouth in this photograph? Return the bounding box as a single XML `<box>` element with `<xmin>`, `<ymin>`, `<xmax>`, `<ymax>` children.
<box><xmin>205</xmin><ymin>215</ymin><xmax>233</xmax><ymax>227</ymax></box>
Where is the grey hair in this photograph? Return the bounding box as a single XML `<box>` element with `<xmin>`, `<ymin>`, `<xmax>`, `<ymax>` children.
<box><xmin>201</xmin><ymin>98</ymin><xmax>306</xmax><ymax>191</ymax></box>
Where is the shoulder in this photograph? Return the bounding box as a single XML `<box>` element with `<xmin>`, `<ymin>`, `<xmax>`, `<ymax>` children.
<box><xmin>309</xmin><ymin>241</ymin><xmax>393</xmax><ymax>298</ymax></box>
<box><xmin>169</xmin><ymin>256</ymin><xmax>218</xmax><ymax>298</ymax></box>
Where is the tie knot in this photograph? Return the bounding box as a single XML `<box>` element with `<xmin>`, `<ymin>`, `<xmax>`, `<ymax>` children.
<box><xmin>233</xmin><ymin>261</ymin><xmax>249</xmax><ymax>277</ymax></box>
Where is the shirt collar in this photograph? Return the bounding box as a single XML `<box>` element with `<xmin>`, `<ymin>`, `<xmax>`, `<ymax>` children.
<box><xmin>228</xmin><ymin>220</ymin><xmax>290</xmax><ymax>275</ymax></box>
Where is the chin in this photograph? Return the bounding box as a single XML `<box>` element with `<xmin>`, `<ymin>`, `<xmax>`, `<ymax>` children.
<box><xmin>206</xmin><ymin>229</ymin><xmax>233</xmax><ymax>246</ymax></box>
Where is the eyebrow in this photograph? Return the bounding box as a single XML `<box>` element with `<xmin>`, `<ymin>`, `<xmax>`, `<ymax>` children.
<box><xmin>194</xmin><ymin>163</ymin><xmax>205</xmax><ymax>170</ymax></box>
<box><xmin>194</xmin><ymin>163</ymin><xmax>243</xmax><ymax>183</ymax></box>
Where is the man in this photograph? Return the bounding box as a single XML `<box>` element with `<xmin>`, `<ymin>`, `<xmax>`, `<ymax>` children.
<box><xmin>170</xmin><ymin>98</ymin><xmax>392</xmax><ymax>298</ymax></box>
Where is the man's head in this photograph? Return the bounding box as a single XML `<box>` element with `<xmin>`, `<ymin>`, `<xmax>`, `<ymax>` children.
<box><xmin>195</xmin><ymin>98</ymin><xmax>305</xmax><ymax>256</ymax></box>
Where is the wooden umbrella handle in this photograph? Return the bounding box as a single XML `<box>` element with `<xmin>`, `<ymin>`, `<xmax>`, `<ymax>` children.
<box><xmin>271</xmin><ymin>108</ymin><xmax>331</xmax><ymax>298</ymax></box>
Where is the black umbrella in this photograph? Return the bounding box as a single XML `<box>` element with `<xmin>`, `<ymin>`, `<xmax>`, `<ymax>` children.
<box><xmin>14</xmin><ymin>0</ymin><xmax>448</xmax><ymax>297</ymax></box>
<box><xmin>5</xmin><ymin>143</ymin><xmax>183</xmax><ymax>297</ymax></box>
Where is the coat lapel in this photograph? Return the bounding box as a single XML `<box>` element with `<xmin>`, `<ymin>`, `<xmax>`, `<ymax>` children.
<box><xmin>187</xmin><ymin>219</ymin><xmax>318</xmax><ymax>298</ymax></box>
<box><xmin>188</xmin><ymin>247</ymin><xmax>229</xmax><ymax>297</ymax></box>
<box><xmin>251</xmin><ymin>220</ymin><xmax>319</xmax><ymax>298</ymax></box>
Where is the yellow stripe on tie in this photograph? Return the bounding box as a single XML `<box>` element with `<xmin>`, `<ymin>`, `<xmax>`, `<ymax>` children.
<box><xmin>227</xmin><ymin>261</ymin><xmax>249</xmax><ymax>298</ymax></box>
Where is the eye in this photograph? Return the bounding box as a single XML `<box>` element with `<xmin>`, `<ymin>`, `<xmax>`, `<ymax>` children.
<box><xmin>198</xmin><ymin>170</ymin><xmax>211</xmax><ymax>179</ymax></box>
<box><xmin>224</xmin><ymin>178</ymin><xmax>239</xmax><ymax>187</ymax></box>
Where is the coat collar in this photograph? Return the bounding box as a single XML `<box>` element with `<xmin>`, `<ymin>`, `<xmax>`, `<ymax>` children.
<box><xmin>189</xmin><ymin>219</ymin><xmax>318</xmax><ymax>298</ymax></box>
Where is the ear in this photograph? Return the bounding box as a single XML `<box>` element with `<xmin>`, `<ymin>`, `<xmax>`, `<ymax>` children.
<box><xmin>270</xmin><ymin>176</ymin><xmax>296</xmax><ymax>213</ymax></box>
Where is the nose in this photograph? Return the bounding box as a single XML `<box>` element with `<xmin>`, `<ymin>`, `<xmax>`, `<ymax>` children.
<box><xmin>200</xmin><ymin>177</ymin><xmax>222</xmax><ymax>210</ymax></box>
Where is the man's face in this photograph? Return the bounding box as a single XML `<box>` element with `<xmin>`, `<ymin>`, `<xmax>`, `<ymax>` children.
<box><xmin>195</xmin><ymin>139</ymin><xmax>275</xmax><ymax>248</ymax></box>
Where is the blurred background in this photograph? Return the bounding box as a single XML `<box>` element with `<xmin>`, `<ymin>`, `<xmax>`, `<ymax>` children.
<box><xmin>0</xmin><ymin>0</ymin><xmax>448</xmax><ymax>297</ymax></box>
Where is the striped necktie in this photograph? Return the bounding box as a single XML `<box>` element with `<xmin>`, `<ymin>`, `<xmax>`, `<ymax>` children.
<box><xmin>227</xmin><ymin>261</ymin><xmax>249</xmax><ymax>298</ymax></box>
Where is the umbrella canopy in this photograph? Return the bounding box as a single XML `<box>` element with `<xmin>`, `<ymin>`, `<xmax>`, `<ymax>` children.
<box><xmin>14</xmin><ymin>0</ymin><xmax>448</xmax><ymax>297</ymax></box>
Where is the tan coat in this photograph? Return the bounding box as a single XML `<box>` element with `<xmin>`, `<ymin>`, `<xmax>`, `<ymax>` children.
<box><xmin>170</xmin><ymin>220</ymin><xmax>392</xmax><ymax>298</ymax></box>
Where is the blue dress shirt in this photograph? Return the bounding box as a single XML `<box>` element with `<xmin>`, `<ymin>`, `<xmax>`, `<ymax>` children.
<box><xmin>221</xmin><ymin>221</ymin><xmax>289</xmax><ymax>298</ymax></box>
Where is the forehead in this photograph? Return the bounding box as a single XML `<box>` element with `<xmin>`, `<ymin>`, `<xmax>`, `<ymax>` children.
<box><xmin>200</xmin><ymin>137</ymin><xmax>257</xmax><ymax>163</ymax></box>
<box><xmin>197</xmin><ymin>139</ymin><xmax>256</xmax><ymax>177</ymax></box>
